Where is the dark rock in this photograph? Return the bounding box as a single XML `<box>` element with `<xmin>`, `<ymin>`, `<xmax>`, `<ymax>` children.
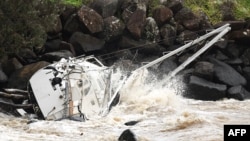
<box><xmin>243</xmin><ymin>67</ymin><xmax>250</xmax><ymax>91</ymax></box>
<box><xmin>182</xmin><ymin>19</ymin><xmax>200</xmax><ymax>31</ymax></box>
<box><xmin>228</xmin><ymin>29</ymin><xmax>250</xmax><ymax>44</ymax></box>
<box><xmin>118</xmin><ymin>36</ymin><xmax>145</xmax><ymax>49</ymax></box>
<box><xmin>16</xmin><ymin>48</ymin><xmax>37</xmax><ymax>64</ymax></box>
<box><xmin>193</xmin><ymin>61</ymin><xmax>214</xmax><ymax>81</ymax></box>
<box><xmin>102</xmin><ymin>16</ymin><xmax>125</xmax><ymax>42</ymax></box>
<box><xmin>127</xmin><ymin>9</ymin><xmax>146</xmax><ymax>40</ymax></box>
<box><xmin>160</xmin><ymin>24</ymin><xmax>176</xmax><ymax>47</ymax></box>
<box><xmin>1</xmin><ymin>58</ymin><xmax>23</xmax><ymax>77</ymax></box>
<box><xmin>142</xmin><ymin>17</ymin><xmax>160</xmax><ymax>42</ymax></box>
<box><xmin>44</xmin><ymin>39</ymin><xmax>62</xmax><ymax>52</ymax></box>
<box><xmin>40</xmin><ymin>50</ymin><xmax>74</xmax><ymax>63</ymax></box>
<box><xmin>174</xmin><ymin>7</ymin><xmax>197</xmax><ymax>23</ymax></box>
<box><xmin>208</xmin><ymin>57</ymin><xmax>247</xmax><ymax>86</ymax></box>
<box><xmin>59</xmin><ymin>41</ymin><xmax>76</xmax><ymax>56</ymax></box>
<box><xmin>63</xmin><ymin>14</ymin><xmax>82</xmax><ymax>36</ymax></box>
<box><xmin>214</xmin><ymin>50</ymin><xmax>229</xmax><ymax>61</ymax></box>
<box><xmin>77</xmin><ymin>5</ymin><xmax>104</xmax><ymax>33</ymax></box>
<box><xmin>186</xmin><ymin>75</ymin><xmax>227</xmax><ymax>101</ymax></box>
<box><xmin>124</xmin><ymin>120</ymin><xmax>141</xmax><ymax>126</ymax></box>
<box><xmin>214</xmin><ymin>37</ymin><xmax>228</xmax><ymax>49</ymax></box>
<box><xmin>122</xmin><ymin>7</ymin><xmax>134</xmax><ymax>24</ymax></box>
<box><xmin>89</xmin><ymin>0</ymin><xmax>118</xmax><ymax>18</ymax></box>
<box><xmin>7</xmin><ymin>61</ymin><xmax>50</xmax><ymax>90</ymax></box>
<box><xmin>224</xmin><ymin>58</ymin><xmax>243</xmax><ymax>66</ymax></box>
<box><xmin>243</xmin><ymin>67</ymin><xmax>250</xmax><ymax>80</ymax></box>
<box><xmin>227</xmin><ymin>85</ymin><xmax>250</xmax><ymax>100</ymax></box>
<box><xmin>196</xmin><ymin>11</ymin><xmax>212</xmax><ymax>30</ymax></box>
<box><xmin>176</xmin><ymin>30</ymin><xmax>199</xmax><ymax>44</ymax></box>
<box><xmin>60</xmin><ymin>6</ymin><xmax>78</xmax><ymax>25</ymax></box>
<box><xmin>163</xmin><ymin>0</ymin><xmax>183</xmax><ymax>14</ymax></box>
<box><xmin>158</xmin><ymin>56</ymin><xmax>177</xmax><ymax>75</ymax></box>
<box><xmin>118</xmin><ymin>129</ymin><xmax>136</xmax><ymax>141</ymax></box>
<box><xmin>69</xmin><ymin>32</ymin><xmax>105</xmax><ymax>55</ymax></box>
<box><xmin>152</xmin><ymin>5</ymin><xmax>173</xmax><ymax>26</ymax></box>
<box><xmin>241</xmin><ymin>48</ymin><xmax>250</xmax><ymax>66</ymax></box>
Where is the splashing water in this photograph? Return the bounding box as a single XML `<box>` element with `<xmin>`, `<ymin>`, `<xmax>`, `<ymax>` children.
<box><xmin>0</xmin><ymin>68</ymin><xmax>250</xmax><ymax>141</ymax></box>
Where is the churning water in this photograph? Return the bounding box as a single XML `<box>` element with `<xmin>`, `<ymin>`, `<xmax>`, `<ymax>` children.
<box><xmin>0</xmin><ymin>70</ymin><xmax>250</xmax><ymax>141</ymax></box>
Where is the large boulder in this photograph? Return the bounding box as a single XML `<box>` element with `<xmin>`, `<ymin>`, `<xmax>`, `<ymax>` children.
<box><xmin>193</xmin><ymin>61</ymin><xmax>214</xmax><ymax>81</ymax></box>
<box><xmin>227</xmin><ymin>85</ymin><xmax>250</xmax><ymax>100</ymax></box>
<box><xmin>152</xmin><ymin>5</ymin><xmax>173</xmax><ymax>26</ymax></box>
<box><xmin>77</xmin><ymin>5</ymin><xmax>104</xmax><ymax>33</ymax></box>
<box><xmin>102</xmin><ymin>16</ymin><xmax>125</xmax><ymax>42</ymax></box>
<box><xmin>208</xmin><ymin>57</ymin><xmax>247</xmax><ymax>86</ymax></box>
<box><xmin>7</xmin><ymin>61</ymin><xmax>50</xmax><ymax>90</ymax></box>
<box><xmin>69</xmin><ymin>32</ymin><xmax>105</xmax><ymax>55</ymax></box>
<box><xmin>126</xmin><ymin>9</ymin><xmax>146</xmax><ymax>40</ymax></box>
<box><xmin>142</xmin><ymin>17</ymin><xmax>160</xmax><ymax>42</ymax></box>
<box><xmin>160</xmin><ymin>24</ymin><xmax>176</xmax><ymax>46</ymax></box>
<box><xmin>186</xmin><ymin>75</ymin><xmax>227</xmax><ymax>101</ymax></box>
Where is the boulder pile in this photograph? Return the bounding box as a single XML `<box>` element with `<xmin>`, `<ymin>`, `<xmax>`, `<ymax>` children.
<box><xmin>1</xmin><ymin>0</ymin><xmax>250</xmax><ymax>102</ymax></box>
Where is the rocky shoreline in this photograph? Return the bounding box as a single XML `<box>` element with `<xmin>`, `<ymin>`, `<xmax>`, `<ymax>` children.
<box><xmin>1</xmin><ymin>0</ymin><xmax>250</xmax><ymax>108</ymax></box>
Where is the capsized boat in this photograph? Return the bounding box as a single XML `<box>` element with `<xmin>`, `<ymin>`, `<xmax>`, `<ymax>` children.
<box><xmin>0</xmin><ymin>24</ymin><xmax>231</xmax><ymax>121</ymax></box>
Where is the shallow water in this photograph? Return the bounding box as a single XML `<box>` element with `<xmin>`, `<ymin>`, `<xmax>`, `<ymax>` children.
<box><xmin>0</xmin><ymin>73</ymin><xmax>250</xmax><ymax>141</ymax></box>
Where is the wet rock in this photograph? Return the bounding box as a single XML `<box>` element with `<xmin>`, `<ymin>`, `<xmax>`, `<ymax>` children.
<box><xmin>69</xmin><ymin>32</ymin><xmax>105</xmax><ymax>55</ymax></box>
<box><xmin>89</xmin><ymin>0</ymin><xmax>118</xmax><ymax>18</ymax></box>
<box><xmin>160</xmin><ymin>24</ymin><xmax>176</xmax><ymax>46</ymax></box>
<box><xmin>7</xmin><ymin>61</ymin><xmax>50</xmax><ymax>90</ymax></box>
<box><xmin>187</xmin><ymin>75</ymin><xmax>227</xmax><ymax>101</ymax></box>
<box><xmin>158</xmin><ymin>56</ymin><xmax>177</xmax><ymax>75</ymax></box>
<box><xmin>193</xmin><ymin>61</ymin><xmax>214</xmax><ymax>81</ymax></box>
<box><xmin>127</xmin><ymin>9</ymin><xmax>146</xmax><ymax>40</ymax></box>
<box><xmin>227</xmin><ymin>85</ymin><xmax>250</xmax><ymax>100</ymax></box>
<box><xmin>152</xmin><ymin>5</ymin><xmax>173</xmax><ymax>26</ymax></box>
<box><xmin>77</xmin><ymin>5</ymin><xmax>104</xmax><ymax>33</ymax></box>
<box><xmin>208</xmin><ymin>57</ymin><xmax>247</xmax><ymax>86</ymax></box>
<box><xmin>142</xmin><ymin>17</ymin><xmax>160</xmax><ymax>42</ymax></box>
<box><xmin>118</xmin><ymin>129</ymin><xmax>136</xmax><ymax>141</ymax></box>
<box><xmin>102</xmin><ymin>16</ymin><xmax>125</xmax><ymax>42</ymax></box>
<box><xmin>122</xmin><ymin>7</ymin><xmax>134</xmax><ymax>24</ymax></box>
<box><xmin>40</xmin><ymin>50</ymin><xmax>74</xmax><ymax>63</ymax></box>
